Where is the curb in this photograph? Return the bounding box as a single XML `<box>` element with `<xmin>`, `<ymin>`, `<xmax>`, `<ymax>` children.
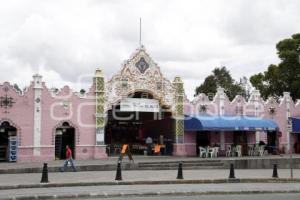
<box><xmin>1</xmin><ymin>189</ymin><xmax>300</xmax><ymax>200</ymax></box>
<box><xmin>1</xmin><ymin>178</ymin><xmax>300</xmax><ymax>190</ymax></box>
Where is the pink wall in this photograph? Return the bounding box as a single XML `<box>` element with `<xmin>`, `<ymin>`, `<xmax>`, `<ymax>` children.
<box><xmin>0</xmin><ymin>79</ymin><xmax>106</xmax><ymax>162</ymax></box>
<box><xmin>2</xmin><ymin>75</ymin><xmax>300</xmax><ymax>161</ymax></box>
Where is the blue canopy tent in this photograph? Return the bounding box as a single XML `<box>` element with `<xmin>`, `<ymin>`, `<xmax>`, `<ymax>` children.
<box><xmin>290</xmin><ymin>117</ymin><xmax>300</xmax><ymax>133</ymax></box>
<box><xmin>184</xmin><ymin>115</ymin><xmax>278</xmax><ymax>132</ymax></box>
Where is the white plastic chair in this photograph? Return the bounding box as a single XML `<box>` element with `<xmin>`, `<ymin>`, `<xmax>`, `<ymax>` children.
<box><xmin>214</xmin><ymin>147</ymin><xmax>219</xmax><ymax>157</ymax></box>
<box><xmin>258</xmin><ymin>145</ymin><xmax>266</xmax><ymax>156</ymax></box>
<box><xmin>226</xmin><ymin>145</ymin><xmax>232</xmax><ymax>157</ymax></box>
<box><xmin>199</xmin><ymin>147</ymin><xmax>207</xmax><ymax>158</ymax></box>
<box><xmin>231</xmin><ymin>146</ymin><xmax>237</xmax><ymax>157</ymax></box>
<box><xmin>236</xmin><ymin>145</ymin><xmax>242</xmax><ymax>157</ymax></box>
<box><xmin>207</xmin><ymin>147</ymin><xmax>215</xmax><ymax>158</ymax></box>
<box><xmin>253</xmin><ymin>145</ymin><xmax>259</xmax><ymax>156</ymax></box>
<box><xmin>248</xmin><ymin>145</ymin><xmax>254</xmax><ymax>156</ymax></box>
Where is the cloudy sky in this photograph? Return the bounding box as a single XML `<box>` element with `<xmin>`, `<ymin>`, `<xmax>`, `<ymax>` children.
<box><xmin>0</xmin><ymin>0</ymin><xmax>300</xmax><ymax>99</ymax></box>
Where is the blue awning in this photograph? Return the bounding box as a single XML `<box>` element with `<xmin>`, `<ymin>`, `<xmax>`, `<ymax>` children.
<box><xmin>184</xmin><ymin>115</ymin><xmax>278</xmax><ymax>131</ymax></box>
<box><xmin>290</xmin><ymin>117</ymin><xmax>300</xmax><ymax>133</ymax></box>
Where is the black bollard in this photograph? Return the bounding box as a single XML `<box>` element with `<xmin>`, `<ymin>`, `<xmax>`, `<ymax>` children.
<box><xmin>177</xmin><ymin>162</ymin><xmax>183</xmax><ymax>179</ymax></box>
<box><xmin>115</xmin><ymin>161</ymin><xmax>122</xmax><ymax>181</ymax></box>
<box><xmin>40</xmin><ymin>163</ymin><xmax>49</xmax><ymax>183</ymax></box>
<box><xmin>229</xmin><ymin>163</ymin><xmax>235</xmax><ymax>179</ymax></box>
<box><xmin>272</xmin><ymin>164</ymin><xmax>279</xmax><ymax>178</ymax></box>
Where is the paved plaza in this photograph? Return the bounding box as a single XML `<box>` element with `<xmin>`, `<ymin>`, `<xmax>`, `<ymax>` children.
<box><xmin>0</xmin><ymin>169</ymin><xmax>300</xmax><ymax>188</ymax></box>
<box><xmin>1</xmin><ymin>155</ymin><xmax>300</xmax><ymax>171</ymax></box>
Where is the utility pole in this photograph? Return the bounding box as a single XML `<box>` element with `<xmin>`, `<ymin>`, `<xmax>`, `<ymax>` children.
<box><xmin>139</xmin><ymin>18</ymin><xmax>142</xmax><ymax>47</ymax></box>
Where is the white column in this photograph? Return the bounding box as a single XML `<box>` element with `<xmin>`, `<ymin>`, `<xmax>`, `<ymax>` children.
<box><xmin>217</xmin><ymin>88</ymin><xmax>225</xmax><ymax>151</ymax></box>
<box><xmin>251</xmin><ymin>90</ymin><xmax>260</xmax><ymax>117</ymax></box>
<box><xmin>33</xmin><ymin>74</ymin><xmax>42</xmax><ymax>156</ymax></box>
<box><xmin>284</xmin><ymin>92</ymin><xmax>291</xmax><ymax>152</ymax></box>
<box><xmin>220</xmin><ymin>131</ymin><xmax>225</xmax><ymax>151</ymax></box>
<box><xmin>217</xmin><ymin>87</ymin><xmax>225</xmax><ymax>116</ymax></box>
<box><xmin>255</xmin><ymin>131</ymin><xmax>260</xmax><ymax>144</ymax></box>
<box><xmin>252</xmin><ymin>90</ymin><xmax>260</xmax><ymax>144</ymax></box>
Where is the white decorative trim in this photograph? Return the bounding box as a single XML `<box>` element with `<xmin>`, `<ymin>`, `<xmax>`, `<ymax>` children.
<box><xmin>77</xmin><ymin>145</ymin><xmax>103</xmax><ymax>147</ymax></box>
<box><xmin>33</xmin><ymin>75</ymin><xmax>42</xmax><ymax>156</ymax></box>
<box><xmin>19</xmin><ymin>145</ymin><xmax>54</xmax><ymax>148</ymax></box>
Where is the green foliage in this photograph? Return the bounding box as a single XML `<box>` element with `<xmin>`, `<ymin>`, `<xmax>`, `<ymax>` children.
<box><xmin>13</xmin><ymin>84</ymin><xmax>22</xmax><ymax>93</ymax></box>
<box><xmin>250</xmin><ymin>33</ymin><xmax>300</xmax><ymax>100</ymax></box>
<box><xmin>195</xmin><ymin>66</ymin><xmax>244</xmax><ymax>101</ymax></box>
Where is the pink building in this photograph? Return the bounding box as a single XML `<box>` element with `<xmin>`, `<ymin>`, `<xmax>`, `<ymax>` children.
<box><xmin>183</xmin><ymin>88</ymin><xmax>300</xmax><ymax>156</ymax></box>
<box><xmin>0</xmin><ymin>46</ymin><xmax>300</xmax><ymax>162</ymax></box>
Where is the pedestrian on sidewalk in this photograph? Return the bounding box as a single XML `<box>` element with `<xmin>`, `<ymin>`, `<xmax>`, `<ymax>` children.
<box><xmin>146</xmin><ymin>136</ymin><xmax>153</xmax><ymax>155</ymax></box>
<box><xmin>118</xmin><ymin>143</ymin><xmax>134</xmax><ymax>163</ymax></box>
<box><xmin>60</xmin><ymin>145</ymin><xmax>77</xmax><ymax>172</ymax></box>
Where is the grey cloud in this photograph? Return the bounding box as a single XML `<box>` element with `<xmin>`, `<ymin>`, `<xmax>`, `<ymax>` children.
<box><xmin>0</xmin><ymin>0</ymin><xmax>300</xmax><ymax>99</ymax></box>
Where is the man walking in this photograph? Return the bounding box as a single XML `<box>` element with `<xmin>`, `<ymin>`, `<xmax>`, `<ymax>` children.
<box><xmin>118</xmin><ymin>144</ymin><xmax>134</xmax><ymax>163</ymax></box>
<box><xmin>60</xmin><ymin>145</ymin><xmax>77</xmax><ymax>172</ymax></box>
<box><xmin>146</xmin><ymin>136</ymin><xmax>153</xmax><ymax>155</ymax></box>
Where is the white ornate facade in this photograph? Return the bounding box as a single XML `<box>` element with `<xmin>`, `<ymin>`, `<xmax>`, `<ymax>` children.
<box><xmin>105</xmin><ymin>46</ymin><xmax>176</xmax><ymax>114</ymax></box>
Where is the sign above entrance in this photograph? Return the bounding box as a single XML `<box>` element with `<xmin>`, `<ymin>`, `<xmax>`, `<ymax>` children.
<box><xmin>120</xmin><ymin>98</ymin><xmax>160</xmax><ymax>112</ymax></box>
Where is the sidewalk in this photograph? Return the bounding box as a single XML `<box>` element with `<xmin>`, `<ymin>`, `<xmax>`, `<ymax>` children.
<box><xmin>1</xmin><ymin>155</ymin><xmax>300</xmax><ymax>169</ymax></box>
<box><xmin>0</xmin><ymin>169</ymin><xmax>300</xmax><ymax>190</ymax></box>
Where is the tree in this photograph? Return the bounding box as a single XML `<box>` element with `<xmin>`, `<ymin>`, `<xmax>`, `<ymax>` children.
<box><xmin>13</xmin><ymin>84</ymin><xmax>22</xmax><ymax>94</ymax></box>
<box><xmin>80</xmin><ymin>89</ymin><xmax>86</xmax><ymax>95</ymax></box>
<box><xmin>250</xmin><ymin>33</ymin><xmax>300</xmax><ymax>100</ymax></box>
<box><xmin>195</xmin><ymin>66</ymin><xmax>244</xmax><ymax>101</ymax></box>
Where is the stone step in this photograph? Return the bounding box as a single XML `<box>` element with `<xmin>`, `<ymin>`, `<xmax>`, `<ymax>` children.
<box><xmin>138</xmin><ymin>165</ymin><xmax>224</xmax><ymax>170</ymax></box>
<box><xmin>138</xmin><ymin>159</ymin><xmax>222</xmax><ymax>166</ymax></box>
<box><xmin>138</xmin><ymin>162</ymin><xmax>223</xmax><ymax>167</ymax></box>
<box><xmin>138</xmin><ymin>161</ymin><xmax>223</xmax><ymax>167</ymax></box>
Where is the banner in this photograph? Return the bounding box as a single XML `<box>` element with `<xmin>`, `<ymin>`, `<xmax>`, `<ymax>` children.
<box><xmin>120</xmin><ymin>98</ymin><xmax>160</xmax><ymax>112</ymax></box>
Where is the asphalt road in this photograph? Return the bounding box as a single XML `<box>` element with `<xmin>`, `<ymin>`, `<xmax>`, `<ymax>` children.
<box><xmin>1</xmin><ymin>183</ymin><xmax>300</xmax><ymax>200</ymax></box>
<box><xmin>75</xmin><ymin>193</ymin><xmax>300</xmax><ymax>200</ymax></box>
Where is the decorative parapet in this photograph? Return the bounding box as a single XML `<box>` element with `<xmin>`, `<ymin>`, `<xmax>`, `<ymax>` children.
<box><xmin>105</xmin><ymin>47</ymin><xmax>176</xmax><ymax>112</ymax></box>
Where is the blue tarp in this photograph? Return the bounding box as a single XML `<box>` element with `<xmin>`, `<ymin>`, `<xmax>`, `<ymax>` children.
<box><xmin>184</xmin><ymin>115</ymin><xmax>278</xmax><ymax>131</ymax></box>
<box><xmin>291</xmin><ymin>117</ymin><xmax>300</xmax><ymax>133</ymax></box>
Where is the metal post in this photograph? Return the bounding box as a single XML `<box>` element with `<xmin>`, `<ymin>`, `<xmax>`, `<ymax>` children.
<box><xmin>40</xmin><ymin>163</ymin><xmax>49</xmax><ymax>183</ymax></box>
<box><xmin>229</xmin><ymin>163</ymin><xmax>235</xmax><ymax>179</ymax></box>
<box><xmin>290</xmin><ymin>150</ymin><xmax>293</xmax><ymax>179</ymax></box>
<box><xmin>115</xmin><ymin>161</ymin><xmax>122</xmax><ymax>181</ymax></box>
<box><xmin>177</xmin><ymin>162</ymin><xmax>183</xmax><ymax>179</ymax></box>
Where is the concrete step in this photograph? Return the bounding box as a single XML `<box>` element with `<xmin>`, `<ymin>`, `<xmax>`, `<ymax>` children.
<box><xmin>137</xmin><ymin>160</ymin><xmax>225</xmax><ymax>170</ymax></box>
<box><xmin>138</xmin><ymin>165</ymin><xmax>224</xmax><ymax>170</ymax></box>
<box><xmin>138</xmin><ymin>160</ymin><xmax>223</xmax><ymax>167</ymax></box>
<box><xmin>138</xmin><ymin>159</ymin><xmax>222</xmax><ymax>166</ymax></box>
<box><xmin>138</xmin><ymin>162</ymin><xmax>224</xmax><ymax>167</ymax></box>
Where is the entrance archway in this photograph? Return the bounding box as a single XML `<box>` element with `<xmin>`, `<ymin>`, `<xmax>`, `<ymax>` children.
<box><xmin>105</xmin><ymin>91</ymin><xmax>174</xmax><ymax>156</ymax></box>
<box><xmin>0</xmin><ymin>121</ymin><xmax>17</xmax><ymax>162</ymax></box>
<box><xmin>55</xmin><ymin>122</ymin><xmax>75</xmax><ymax>160</ymax></box>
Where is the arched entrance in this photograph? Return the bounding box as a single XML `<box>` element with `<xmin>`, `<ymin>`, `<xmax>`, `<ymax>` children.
<box><xmin>0</xmin><ymin>121</ymin><xmax>17</xmax><ymax>162</ymax></box>
<box><xmin>55</xmin><ymin>122</ymin><xmax>75</xmax><ymax>160</ymax></box>
<box><xmin>105</xmin><ymin>91</ymin><xmax>174</xmax><ymax>156</ymax></box>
